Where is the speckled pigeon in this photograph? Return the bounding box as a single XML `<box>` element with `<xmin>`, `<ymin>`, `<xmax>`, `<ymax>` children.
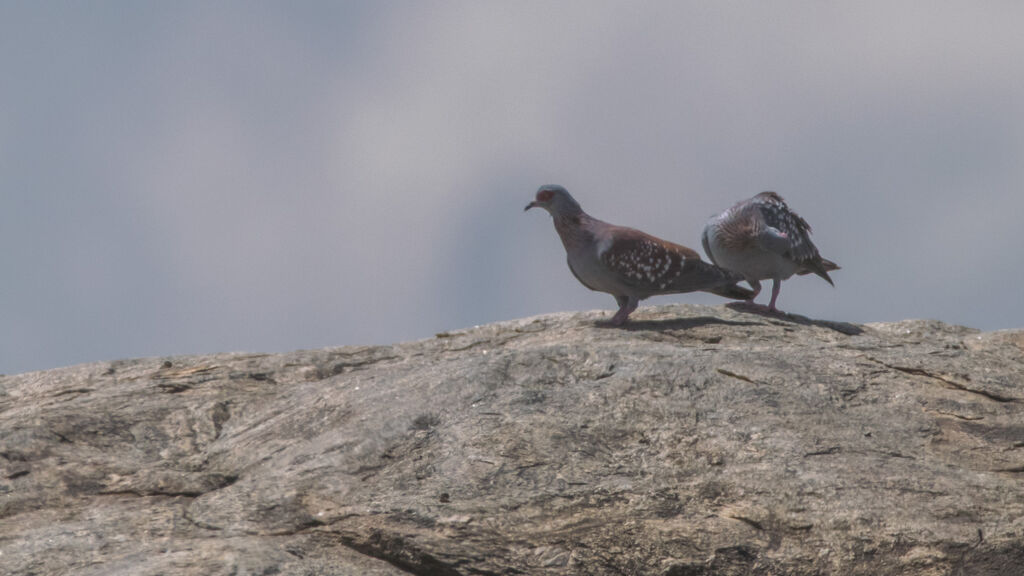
<box><xmin>526</xmin><ymin>185</ymin><xmax>754</xmax><ymax>325</ymax></box>
<box><xmin>702</xmin><ymin>191</ymin><xmax>839</xmax><ymax>313</ymax></box>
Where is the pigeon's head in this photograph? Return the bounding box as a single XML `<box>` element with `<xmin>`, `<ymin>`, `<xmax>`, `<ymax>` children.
<box><xmin>525</xmin><ymin>185</ymin><xmax>582</xmax><ymax>217</ymax></box>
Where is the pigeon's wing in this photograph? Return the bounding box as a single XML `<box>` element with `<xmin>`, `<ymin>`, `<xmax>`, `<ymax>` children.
<box><xmin>701</xmin><ymin>223</ymin><xmax>719</xmax><ymax>266</ymax></box>
<box><xmin>600</xmin><ymin>228</ymin><xmax>741</xmax><ymax>294</ymax></box>
<box><xmin>751</xmin><ymin>191</ymin><xmax>836</xmax><ymax>284</ymax></box>
<box><xmin>749</xmin><ymin>192</ymin><xmax>817</xmax><ymax>260</ymax></box>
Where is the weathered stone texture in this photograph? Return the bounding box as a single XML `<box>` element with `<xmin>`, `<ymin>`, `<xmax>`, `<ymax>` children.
<box><xmin>2</xmin><ymin>304</ymin><xmax>1023</xmax><ymax>575</ymax></box>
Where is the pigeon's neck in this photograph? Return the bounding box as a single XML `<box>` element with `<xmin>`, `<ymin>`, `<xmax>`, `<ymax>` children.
<box><xmin>553</xmin><ymin>212</ymin><xmax>598</xmax><ymax>253</ymax></box>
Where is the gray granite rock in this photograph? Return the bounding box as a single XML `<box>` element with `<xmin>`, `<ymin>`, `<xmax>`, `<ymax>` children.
<box><xmin>2</xmin><ymin>304</ymin><xmax>1023</xmax><ymax>575</ymax></box>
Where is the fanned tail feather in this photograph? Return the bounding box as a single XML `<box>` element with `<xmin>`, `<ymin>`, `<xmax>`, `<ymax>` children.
<box><xmin>796</xmin><ymin>258</ymin><xmax>840</xmax><ymax>286</ymax></box>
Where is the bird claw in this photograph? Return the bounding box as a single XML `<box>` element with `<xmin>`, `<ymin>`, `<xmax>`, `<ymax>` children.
<box><xmin>727</xmin><ymin>301</ymin><xmax>788</xmax><ymax>317</ymax></box>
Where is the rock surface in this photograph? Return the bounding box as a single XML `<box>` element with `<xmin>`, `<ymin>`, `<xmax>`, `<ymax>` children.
<box><xmin>2</xmin><ymin>304</ymin><xmax>1024</xmax><ymax>575</ymax></box>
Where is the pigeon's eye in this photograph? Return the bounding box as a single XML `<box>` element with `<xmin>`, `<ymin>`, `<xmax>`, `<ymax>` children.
<box><xmin>537</xmin><ymin>189</ymin><xmax>555</xmax><ymax>202</ymax></box>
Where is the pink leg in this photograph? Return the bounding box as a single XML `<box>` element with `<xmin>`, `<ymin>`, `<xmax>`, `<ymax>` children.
<box><xmin>729</xmin><ymin>280</ymin><xmax>768</xmax><ymax>312</ymax></box>
<box><xmin>767</xmin><ymin>279</ymin><xmax>782</xmax><ymax>312</ymax></box>
<box><xmin>610</xmin><ymin>308</ymin><xmax>629</xmax><ymax>326</ymax></box>
<box><xmin>610</xmin><ymin>297</ymin><xmax>638</xmax><ymax>326</ymax></box>
<box><xmin>748</xmin><ymin>280</ymin><xmax>762</xmax><ymax>303</ymax></box>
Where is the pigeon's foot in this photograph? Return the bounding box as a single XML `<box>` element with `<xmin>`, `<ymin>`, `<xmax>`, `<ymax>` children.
<box><xmin>727</xmin><ymin>301</ymin><xmax>790</xmax><ymax>318</ymax></box>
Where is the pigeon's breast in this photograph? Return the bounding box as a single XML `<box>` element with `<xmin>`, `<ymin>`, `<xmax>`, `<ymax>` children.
<box><xmin>567</xmin><ymin>245</ymin><xmax>619</xmax><ymax>294</ymax></box>
<box><xmin>711</xmin><ymin>241</ymin><xmax>799</xmax><ymax>281</ymax></box>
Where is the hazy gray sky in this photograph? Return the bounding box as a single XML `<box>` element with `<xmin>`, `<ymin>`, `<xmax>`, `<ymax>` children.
<box><xmin>3</xmin><ymin>2</ymin><xmax>1023</xmax><ymax>375</ymax></box>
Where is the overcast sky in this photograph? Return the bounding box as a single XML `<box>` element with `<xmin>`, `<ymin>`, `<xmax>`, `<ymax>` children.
<box><xmin>3</xmin><ymin>2</ymin><xmax>1023</xmax><ymax>375</ymax></box>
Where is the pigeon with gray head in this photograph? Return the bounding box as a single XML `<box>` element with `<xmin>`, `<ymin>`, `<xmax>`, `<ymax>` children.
<box><xmin>702</xmin><ymin>191</ymin><xmax>839</xmax><ymax>313</ymax></box>
<box><xmin>526</xmin><ymin>185</ymin><xmax>754</xmax><ymax>325</ymax></box>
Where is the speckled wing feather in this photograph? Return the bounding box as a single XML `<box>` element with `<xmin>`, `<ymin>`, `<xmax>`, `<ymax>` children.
<box><xmin>600</xmin><ymin>228</ymin><xmax>744</xmax><ymax>294</ymax></box>
<box><xmin>751</xmin><ymin>192</ymin><xmax>816</xmax><ymax>261</ymax></box>
<box><xmin>751</xmin><ymin>192</ymin><xmax>837</xmax><ymax>283</ymax></box>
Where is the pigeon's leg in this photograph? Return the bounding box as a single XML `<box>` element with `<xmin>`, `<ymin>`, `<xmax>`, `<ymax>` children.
<box><xmin>626</xmin><ymin>297</ymin><xmax>639</xmax><ymax>315</ymax></box>
<box><xmin>747</xmin><ymin>279</ymin><xmax>762</xmax><ymax>302</ymax></box>
<box><xmin>610</xmin><ymin>295</ymin><xmax>639</xmax><ymax>326</ymax></box>
<box><xmin>729</xmin><ymin>279</ymin><xmax>768</xmax><ymax>312</ymax></box>
<box><xmin>767</xmin><ymin>279</ymin><xmax>783</xmax><ymax>313</ymax></box>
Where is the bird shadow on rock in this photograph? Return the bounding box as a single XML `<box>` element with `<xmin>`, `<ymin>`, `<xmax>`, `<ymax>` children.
<box><xmin>725</xmin><ymin>302</ymin><xmax>864</xmax><ymax>336</ymax></box>
<box><xmin>602</xmin><ymin>315</ymin><xmax>762</xmax><ymax>332</ymax></box>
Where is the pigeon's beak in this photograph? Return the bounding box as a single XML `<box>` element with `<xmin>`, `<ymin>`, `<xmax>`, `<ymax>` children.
<box><xmin>524</xmin><ymin>201</ymin><xmax>538</xmax><ymax>211</ymax></box>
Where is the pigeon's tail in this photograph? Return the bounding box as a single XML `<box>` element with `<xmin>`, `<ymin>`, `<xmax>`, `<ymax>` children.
<box><xmin>672</xmin><ymin>259</ymin><xmax>756</xmax><ymax>300</ymax></box>
<box><xmin>796</xmin><ymin>257</ymin><xmax>840</xmax><ymax>286</ymax></box>
<box><xmin>705</xmin><ymin>281</ymin><xmax>757</xmax><ymax>300</ymax></box>
<box><xmin>820</xmin><ymin>258</ymin><xmax>840</xmax><ymax>271</ymax></box>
